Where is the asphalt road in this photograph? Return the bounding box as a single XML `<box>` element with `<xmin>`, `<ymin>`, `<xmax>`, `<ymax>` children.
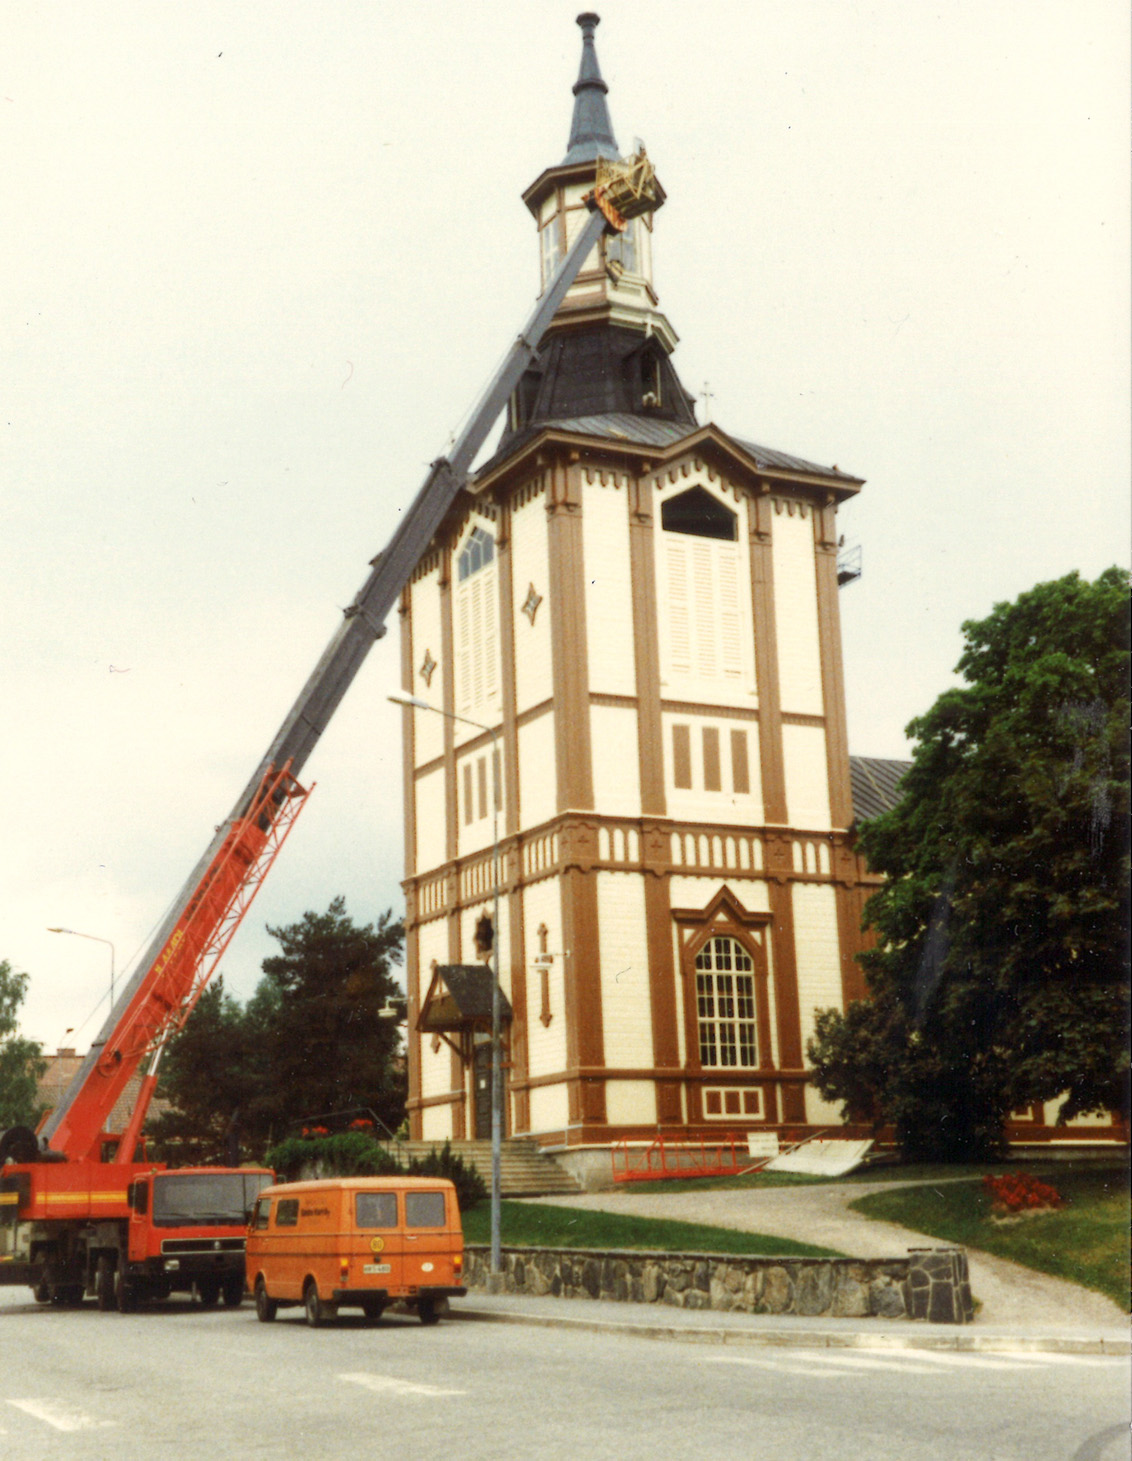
<box><xmin>0</xmin><ymin>1290</ymin><xmax>1128</xmax><ymax>1461</ymax></box>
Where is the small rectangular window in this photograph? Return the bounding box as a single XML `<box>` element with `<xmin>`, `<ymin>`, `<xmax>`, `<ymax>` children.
<box><xmin>703</xmin><ymin>727</ymin><xmax>721</xmax><ymax>792</ymax></box>
<box><xmin>355</xmin><ymin>1192</ymin><xmax>398</xmax><ymax>1228</ymax></box>
<box><xmin>477</xmin><ymin>756</ymin><xmax>487</xmax><ymax>821</ymax></box>
<box><xmin>492</xmin><ymin>748</ymin><xmax>502</xmax><ymax>811</ymax></box>
<box><xmin>463</xmin><ymin>763</ymin><xmax>473</xmax><ymax>826</ymax></box>
<box><xmin>253</xmin><ymin>1198</ymin><xmax>270</xmax><ymax>1231</ymax></box>
<box><xmin>731</xmin><ymin>730</ymin><xmax>750</xmax><ymax>795</ymax></box>
<box><xmin>404</xmin><ymin>1191</ymin><xmax>447</xmax><ymax>1228</ymax></box>
<box><xmin>672</xmin><ymin>724</ymin><xmax>692</xmax><ymax>789</ymax></box>
<box><xmin>275</xmin><ymin>1198</ymin><xmax>299</xmax><ymax>1228</ymax></box>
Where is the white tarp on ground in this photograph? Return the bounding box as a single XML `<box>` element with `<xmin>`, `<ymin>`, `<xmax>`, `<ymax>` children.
<box><xmin>765</xmin><ymin>1138</ymin><xmax>874</xmax><ymax>1177</ymax></box>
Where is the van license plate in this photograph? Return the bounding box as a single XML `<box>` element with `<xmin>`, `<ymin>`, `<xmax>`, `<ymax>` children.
<box><xmin>363</xmin><ymin>1263</ymin><xmax>391</xmax><ymax>1275</ymax></box>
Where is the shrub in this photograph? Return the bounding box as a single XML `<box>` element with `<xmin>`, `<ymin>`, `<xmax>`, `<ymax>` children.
<box><xmin>263</xmin><ymin>1133</ymin><xmax>486</xmax><ymax>1211</ymax></box>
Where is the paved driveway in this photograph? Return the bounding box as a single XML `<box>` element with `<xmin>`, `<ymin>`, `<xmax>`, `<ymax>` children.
<box><xmin>522</xmin><ymin>1180</ymin><xmax>1126</xmax><ymax>1329</ymax></box>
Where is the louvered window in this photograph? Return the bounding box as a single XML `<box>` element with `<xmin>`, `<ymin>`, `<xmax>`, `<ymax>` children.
<box><xmin>665</xmin><ymin>534</ymin><xmax>743</xmax><ymax>683</ymax></box>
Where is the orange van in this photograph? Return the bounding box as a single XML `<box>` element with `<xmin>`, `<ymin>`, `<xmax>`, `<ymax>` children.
<box><xmin>246</xmin><ymin>1176</ymin><xmax>466</xmax><ymax>1327</ymax></box>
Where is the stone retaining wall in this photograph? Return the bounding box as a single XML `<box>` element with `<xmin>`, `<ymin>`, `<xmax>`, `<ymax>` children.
<box><xmin>464</xmin><ymin>1245</ymin><xmax>975</xmax><ymax>1324</ymax></box>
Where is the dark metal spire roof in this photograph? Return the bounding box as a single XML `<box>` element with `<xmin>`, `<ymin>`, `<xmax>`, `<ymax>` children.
<box><xmin>564</xmin><ymin>13</ymin><xmax>619</xmax><ymax>164</ymax></box>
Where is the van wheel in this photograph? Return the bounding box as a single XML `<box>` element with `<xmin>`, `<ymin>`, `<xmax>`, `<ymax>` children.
<box><xmin>196</xmin><ymin>1279</ymin><xmax>220</xmax><ymax>1308</ymax></box>
<box><xmin>418</xmin><ymin>1298</ymin><xmax>440</xmax><ymax>1326</ymax></box>
<box><xmin>221</xmin><ymin>1276</ymin><xmax>244</xmax><ymax>1308</ymax></box>
<box><xmin>254</xmin><ymin>1279</ymin><xmax>277</xmax><ymax>1323</ymax></box>
<box><xmin>304</xmin><ymin>1281</ymin><xmax>335</xmax><ymax>1328</ymax></box>
<box><xmin>361</xmin><ymin>1298</ymin><xmax>385</xmax><ymax>1322</ymax></box>
<box><xmin>95</xmin><ymin>1257</ymin><xmax>116</xmax><ymax>1312</ymax></box>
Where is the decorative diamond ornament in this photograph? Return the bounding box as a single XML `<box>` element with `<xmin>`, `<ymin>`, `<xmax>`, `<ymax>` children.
<box><xmin>521</xmin><ymin>583</ymin><xmax>543</xmax><ymax>625</ymax></box>
<box><xmin>419</xmin><ymin>649</ymin><xmax>437</xmax><ymax>686</ymax></box>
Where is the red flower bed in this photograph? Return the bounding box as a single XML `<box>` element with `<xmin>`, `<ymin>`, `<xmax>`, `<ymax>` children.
<box><xmin>982</xmin><ymin>1171</ymin><xmax>1063</xmax><ymax>1215</ymax></box>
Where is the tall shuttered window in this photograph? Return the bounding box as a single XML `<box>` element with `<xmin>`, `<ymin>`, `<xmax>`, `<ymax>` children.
<box><xmin>455</xmin><ymin>527</ymin><xmax>498</xmax><ymax>717</ymax></box>
<box><xmin>696</xmin><ymin>937</ymin><xmax>757</xmax><ymax>1068</ymax></box>
<box><xmin>661</xmin><ymin>489</ymin><xmax>744</xmax><ymax>685</ymax></box>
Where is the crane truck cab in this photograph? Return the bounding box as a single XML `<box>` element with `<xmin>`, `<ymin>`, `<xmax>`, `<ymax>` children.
<box><xmin>246</xmin><ymin>1176</ymin><xmax>466</xmax><ymax>1327</ymax></box>
<box><xmin>0</xmin><ymin>1159</ymin><xmax>272</xmax><ymax>1311</ymax></box>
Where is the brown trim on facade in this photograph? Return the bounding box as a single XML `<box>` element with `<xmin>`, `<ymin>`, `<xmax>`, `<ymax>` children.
<box><xmin>439</xmin><ymin>547</ymin><xmax>458</xmax><ymax>865</ymax></box>
<box><xmin>661</xmin><ymin>700</ymin><xmax>760</xmax><ymax>722</ymax></box>
<box><xmin>547</xmin><ymin>459</ymin><xmax>594</xmax><ymax>812</ymax></box>
<box><xmin>748</xmin><ymin>492</ymin><xmax>787</xmax><ymax>823</ymax></box>
<box><xmin>561</xmin><ymin>867</ymin><xmax>606</xmax><ymax>1126</ymax></box>
<box><xmin>627</xmin><ymin>469</ymin><xmax>669</xmax><ymax>817</ymax></box>
<box><xmin>781</xmin><ymin>712</ymin><xmax>826</xmax><ymax>728</ymax></box>
<box><xmin>589</xmin><ymin>692</ymin><xmax>639</xmax><ymax>711</ymax></box>
<box><xmin>835</xmin><ymin>882</ymin><xmax>869</xmax><ymax>1005</ymax></box>
<box><xmin>507</xmin><ymin>885</ymin><xmax>531</xmax><ymax>1133</ymax></box>
<box><xmin>408</xmin><ymin>1090</ymin><xmax>468</xmax><ymax>1112</ymax></box>
<box><xmin>767</xmin><ymin>880</ymin><xmax>806</xmax><ymax>1122</ymax></box>
<box><xmin>643</xmin><ymin>874</ymin><xmax>681</xmax><ymax>1123</ymax></box>
<box><xmin>516</xmin><ymin>698</ymin><xmax>554</xmax><ymax>731</ymax></box>
<box><xmin>813</xmin><ymin>500</ymin><xmax>854</xmax><ymax>830</ymax></box>
<box><xmin>513</xmin><ymin>1066</ymin><xmax>813</xmax><ymax>1091</ymax></box>
<box><xmin>399</xmin><ymin>589</ymin><xmax>417</xmax><ymax>882</ymax></box>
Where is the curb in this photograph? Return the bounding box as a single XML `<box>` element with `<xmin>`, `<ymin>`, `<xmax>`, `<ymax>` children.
<box><xmin>451</xmin><ymin>1304</ymin><xmax>1130</xmax><ymax>1357</ymax></box>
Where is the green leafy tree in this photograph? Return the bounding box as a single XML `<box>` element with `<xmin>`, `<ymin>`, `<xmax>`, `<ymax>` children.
<box><xmin>808</xmin><ymin>569</ymin><xmax>1130</xmax><ymax>1161</ymax></box>
<box><xmin>0</xmin><ymin>960</ymin><xmax>46</xmax><ymax>1129</ymax></box>
<box><xmin>149</xmin><ymin>979</ymin><xmax>256</xmax><ymax>1165</ymax></box>
<box><xmin>152</xmin><ymin>899</ymin><xmax>405</xmax><ymax>1162</ymax></box>
<box><xmin>255</xmin><ymin>898</ymin><xmax>405</xmax><ymax>1142</ymax></box>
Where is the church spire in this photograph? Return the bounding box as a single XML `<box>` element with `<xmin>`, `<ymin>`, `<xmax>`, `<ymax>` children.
<box><xmin>563</xmin><ymin>13</ymin><xmax>618</xmax><ymax>164</ymax></box>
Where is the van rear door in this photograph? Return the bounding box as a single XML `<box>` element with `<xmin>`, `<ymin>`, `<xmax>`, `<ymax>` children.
<box><xmin>353</xmin><ymin>1189</ymin><xmax>402</xmax><ymax>1292</ymax></box>
<box><xmin>402</xmin><ymin>1189</ymin><xmax>458</xmax><ymax>1289</ymax></box>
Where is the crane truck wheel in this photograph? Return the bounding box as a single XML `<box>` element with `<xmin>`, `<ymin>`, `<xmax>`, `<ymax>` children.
<box><xmin>196</xmin><ymin>1278</ymin><xmax>221</xmax><ymax>1307</ymax></box>
<box><xmin>254</xmin><ymin>1278</ymin><xmax>277</xmax><ymax>1323</ymax></box>
<box><xmin>221</xmin><ymin>1276</ymin><xmax>244</xmax><ymax>1308</ymax></box>
<box><xmin>115</xmin><ymin>1273</ymin><xmax>139</xmax><ymax>1313</ymax></box>
<box><xmin>95</xmin><ymin>1258</ymin><xmax>115</xmax><ymax>1312</ymax></box>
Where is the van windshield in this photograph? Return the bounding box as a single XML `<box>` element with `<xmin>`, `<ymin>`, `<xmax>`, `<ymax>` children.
<box><xmin>355</xmin><ymin>1192</ymin><xmax>398</xmax><ymax>1228</ymax></box>
<box><xmin>152</xmin><ymin>1172</ymin><xmax>272</xmax><ymax>1228</ymax></box>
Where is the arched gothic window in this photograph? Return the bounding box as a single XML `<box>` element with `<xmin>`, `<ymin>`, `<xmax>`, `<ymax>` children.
<box><xmin>695</xmin><ymin>935</ymin><xmax>758</xmax><ymax>1068</ymax></box>
<box><xmin>458</xmin><ymin>527</ymin><xmax>495</xmax><ymax>582</ymax></box>
<box><xmin>455</xmin><ymin>526</ymin><xmax>498</xmax><ymax>715</ymax></box>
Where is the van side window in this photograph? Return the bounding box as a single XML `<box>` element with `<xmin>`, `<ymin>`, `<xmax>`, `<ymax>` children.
<box><xmin>275</xmin><ymin>1198</ymin><xmax>300</xmax><ymax>1228</ymax></box>
<box><xmin>405</xmin><ymin>1191</ymin><xmax>446</xmax><ymax>1228</ymax></box>
<box><xmin>253</xmin><ymin>1197</ymin><xmax>271</xmax><ymax>1230</ymax></box>
<box><xmin>355</xmin><ymin>1192</ymin><xmax>398</xmax><ymax>1228</ymax></box>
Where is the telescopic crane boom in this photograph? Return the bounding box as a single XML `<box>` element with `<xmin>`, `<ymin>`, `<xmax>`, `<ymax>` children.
<box><xmin>29</xmin><ymin>152</ymin><xmax>663</xmax><ymax>1165</ymax></box>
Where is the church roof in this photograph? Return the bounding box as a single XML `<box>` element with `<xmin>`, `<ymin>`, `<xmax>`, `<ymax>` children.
<box><xmin>849</xmin><ymin>755</ymin><xmax>911</xmax><ymax>823</ymax></box>
<box><xmin>480</xmin><ymin>411</ymin><xmax>862</xmax><ymax>486</ymax></box>
<box><xmin>564</xmin><ymin>13</ymin><xmax>619</xmax><ymax>164</ymax></box>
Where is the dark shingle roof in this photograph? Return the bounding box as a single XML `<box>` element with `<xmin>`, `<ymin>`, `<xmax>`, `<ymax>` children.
<box><xmin>480</xmin><ymin>412</ymin><xmax>859</xmax><ymax>484</ymax></box>
<box><xmin>849</xmin><ymin>756</ymin><xmax>911</xmax><ymax>823</ymax></box>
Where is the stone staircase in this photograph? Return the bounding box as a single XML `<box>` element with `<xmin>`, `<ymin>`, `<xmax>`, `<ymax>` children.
<box><xmin>384</xmin><ymin>1139</ymin><xmax>581</xmax><ymax>1198</ymax></box>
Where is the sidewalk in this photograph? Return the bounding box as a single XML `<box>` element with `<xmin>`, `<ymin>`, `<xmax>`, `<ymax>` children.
<box><xmin>514</xmin><ymin>1180</ymin><xmax>1128</xmax><ymax>1336</ymax></box>
<box><xmin>452</xmin><ymin>1290</ymin><xmax>1129</xmax><ymax>1357</ymax></box>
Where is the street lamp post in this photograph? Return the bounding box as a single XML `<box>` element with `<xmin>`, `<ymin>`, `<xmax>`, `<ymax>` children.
<box><xmin>389</xmin><ymin>689</ymin><xmax>504</xmax><ymax>1286</ymax></box>
<box><xmin>46</xmin><ymin>926</ymin><xmax>116</xmax><ymax>1011</ymax></box>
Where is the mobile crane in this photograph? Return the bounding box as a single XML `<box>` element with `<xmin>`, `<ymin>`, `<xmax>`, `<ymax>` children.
<box><xmin>0</xmin><ymin>154</ymin><xmax>663</xmax><ymax>1310</ymax></box>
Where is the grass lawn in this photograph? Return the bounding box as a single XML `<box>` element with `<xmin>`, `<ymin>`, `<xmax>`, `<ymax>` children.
<box><xmin>462</xmin><ymin>1199</ymin><xmax>843</xmax><ymax>1259</ymax></box>
<box><xmin>850</xmin><ymin>1164</ymin><xmax>1130</xmax><ymax>1311</ymax></box>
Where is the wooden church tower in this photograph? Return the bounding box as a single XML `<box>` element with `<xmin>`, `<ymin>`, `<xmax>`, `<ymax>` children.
<box><xmin>398</xmin><ymin>15</ymin><xmax>870</xmax><ymax>1154</ymax></box>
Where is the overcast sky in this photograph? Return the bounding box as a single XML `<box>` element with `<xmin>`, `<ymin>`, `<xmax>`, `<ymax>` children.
<box><xmin>4</xmin><ymin>1</ymin><xmax>1128</xmax><ymax>1049</ymax></box>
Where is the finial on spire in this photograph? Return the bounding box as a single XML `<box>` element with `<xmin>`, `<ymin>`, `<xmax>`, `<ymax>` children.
<box><xmin>564</xmin><ymin>12</ymin><xmax>619</xmax><ymax>165</ymax></box>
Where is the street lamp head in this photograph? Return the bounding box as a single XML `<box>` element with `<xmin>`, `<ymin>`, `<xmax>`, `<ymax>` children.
<box><xmin>387</xmin><ymin>690</ymin><xmax>434</xmax><ymax>711</ymax></box>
